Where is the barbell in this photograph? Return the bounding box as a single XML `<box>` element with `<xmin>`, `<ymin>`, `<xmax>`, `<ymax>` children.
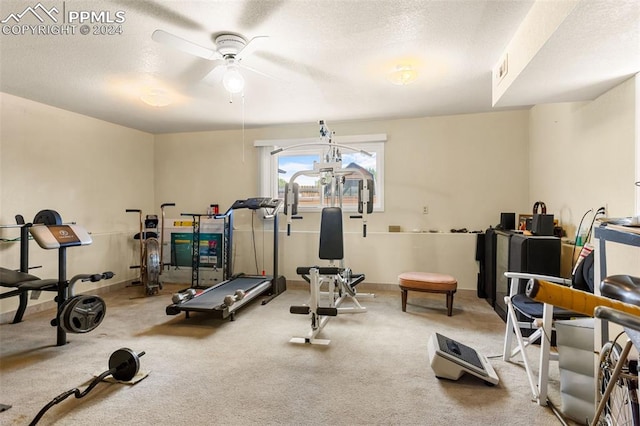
<box><xmin>30</xmin><ymin>348</ymin><xmax>145</xmax><ymax>425</ymax></box>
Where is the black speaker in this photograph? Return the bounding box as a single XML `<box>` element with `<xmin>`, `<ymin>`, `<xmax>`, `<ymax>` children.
<box><xmin>509</xmin><ymin>234</ymin><xmax>560</xmax><ymax>278</ymax></box>
<box><xmin>531</xmin><ymin>214</ymin><xmax>555</xmax><ymax>236</ymax></box>
<box><xmin>500</xmin><ymin>213</ymin><xmax>516</xmax><ymax>230</ymax></box>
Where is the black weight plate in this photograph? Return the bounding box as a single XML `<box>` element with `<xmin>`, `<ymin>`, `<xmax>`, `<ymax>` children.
<box><xmin>109</xmin><ymin>348</ymin><xmax>139</xmax><ymax>381</ymax></box>
<box><xmin>58</xmin><ymin>296</ymin><xmax>78</xmax><ymax>330</ymax></box>
<box><xmin>61</xmin><ymin>295</ymin><xmax>106</xmax><ymax>333</ymax></box>
<box><xmin>33</xmin><ymin>209</ymin><xmax>62</xmax><ymax>225</ymax></box>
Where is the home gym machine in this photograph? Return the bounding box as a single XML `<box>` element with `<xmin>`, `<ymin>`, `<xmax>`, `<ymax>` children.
<box><xmin>273</xmin><ymin>120</ymin><xmax>374</xmax><ymax>345</ymax></box>
<box><xmin>125</xmin><ymin>203</ymin><xmax>175</xmax><ymax>295</ymax></box>
<box><xmin>0</xmin><ymin>210</ymin><xmax>113</xmax><ymax>346</ymax></box>
<box><xmin>165</xmin><ymin>197</ymin><xmax>286</xmax><ymax>321</ymax></box>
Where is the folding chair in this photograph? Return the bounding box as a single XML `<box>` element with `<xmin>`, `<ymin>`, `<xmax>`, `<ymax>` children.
<box><xmin>502</xmin><ymin>249</ymin><xmax>594</xmax><ymax>406</ymax></box>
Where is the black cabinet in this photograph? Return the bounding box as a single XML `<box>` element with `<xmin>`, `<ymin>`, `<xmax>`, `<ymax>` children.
<box><xmin>480</xmin><ymin>230</ymin><xmax>560</xmax><ymax>322</ymax></box>
<box><xmin>493</xmin><ymin>231</ymin><xmax>512</xmax><ymax>320</ymax></box>
<box><xmin>476</xmin><ymin>229</ymin><xmax>495</xmax><ymax>306</ymax></box>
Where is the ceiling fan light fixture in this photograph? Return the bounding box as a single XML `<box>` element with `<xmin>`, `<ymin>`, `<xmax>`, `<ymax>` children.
<box><xmin>222</xmin><ymin>67</ymin><xmax>245</xmax><ymax>94</ymax></box>
<box><xmin>140</xmin><ymin>88</ymin><xmax>171</xmax><ymax>107</ymax></box>
<box><xmin>388</xmin><ymin>65</ymin><xmax>418</xmax><ymax>86</ymax></box>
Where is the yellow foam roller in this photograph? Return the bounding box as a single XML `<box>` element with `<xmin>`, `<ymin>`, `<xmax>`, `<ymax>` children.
<box><xmin>526</xmin><ymin>279</ymin><xmax>640</xmax><ymax>318</ymax></box>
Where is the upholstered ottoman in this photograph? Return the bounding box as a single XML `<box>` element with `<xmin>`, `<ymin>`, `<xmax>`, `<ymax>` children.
<box><xmin>398</xmin><ymin>272</ymin><xmax>457</xmax><ymax>316</ymax></box>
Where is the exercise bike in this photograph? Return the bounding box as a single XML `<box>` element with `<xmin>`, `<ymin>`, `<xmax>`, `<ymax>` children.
<box><xmin>126</xmin><ymin>203</ymin><xmax>175</xmax><ymax>295</ymax></box>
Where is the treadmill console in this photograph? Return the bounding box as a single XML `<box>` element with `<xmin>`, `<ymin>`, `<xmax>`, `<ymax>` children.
<box><xmin>231</xmin><ymin>197</ymin><xmax>281</xmax><ymax>210</ymax></box>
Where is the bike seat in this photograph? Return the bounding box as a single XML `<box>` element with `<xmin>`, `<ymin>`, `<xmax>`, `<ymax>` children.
<box><xmin>600</xmin><ymin>275</ymin><xmax>640</xmax><ymax>307</ymax></box>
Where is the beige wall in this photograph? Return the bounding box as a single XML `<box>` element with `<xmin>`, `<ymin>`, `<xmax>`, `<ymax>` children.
<box><xmin>154</xmin><ymin>111</ymin><xmax>530</xmax><ymax>291</ymax></box>
<box><xmin>528</xmin><ymin>76</ymin><xmax>637</xmax><ymax>238</ymax></box>
<box><xmin>1</xmin><ymin>74</ymin><xmax>637</xmax><ymax>317</ymax></box>
<box><xmin>0</xmin><ymin>93</ymin><xmax>154</xmax><ymax>314</ymax></box>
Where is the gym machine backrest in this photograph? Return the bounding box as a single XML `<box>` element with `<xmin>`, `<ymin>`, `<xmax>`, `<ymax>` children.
<box><xmin>319</xmin><ymin>207</ymin><xmax>344</xmax><ymax>261</ymax></box>
<box><xmin>296</xmin><ymin>207</ymin><xmax>365</xmax><ymax>288</ymax></box>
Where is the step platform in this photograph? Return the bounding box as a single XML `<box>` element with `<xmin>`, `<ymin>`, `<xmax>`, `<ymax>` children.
<box><xmin>427</xmin><ymin>332</ymin><xmax>499</xmax><ymax>386</ymax></box>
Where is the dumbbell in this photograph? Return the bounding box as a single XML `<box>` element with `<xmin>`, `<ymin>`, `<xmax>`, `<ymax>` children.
<box><xmin>172</xmin><ymin>288</ymin><xmax>197</xmax><ymax>304</ymax></box>
<box><xmin>223</xmin><ymin>289</ymin><xmax>245</xmax><ymax>307</ymax></box>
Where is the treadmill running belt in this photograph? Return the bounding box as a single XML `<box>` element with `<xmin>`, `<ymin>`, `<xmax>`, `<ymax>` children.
<box><xmin>180</xmin><ymin>276</ymin><xmax>269</xmax><ymax>310</ymax></box>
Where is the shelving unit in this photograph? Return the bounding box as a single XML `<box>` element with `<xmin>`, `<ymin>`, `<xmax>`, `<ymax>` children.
<box><xmin>179</xmin><ymin>213</ymin><xmax>229</xmax><ymax>289</ymax></box>
<box><xmin>594</xmin><ymin>223</ymin><xmax>640</xmax><ymax>343</ymax></box>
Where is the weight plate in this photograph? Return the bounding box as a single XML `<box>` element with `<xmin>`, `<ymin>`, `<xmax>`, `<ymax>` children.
<box><xmin>61</xmin><ymin>295</ymin><xmax>106</xmax><ymax>333</ymax></box>
<box><xmin>109</xmin><ymin>348</ymin><xmax>139</xmax><ymax>382</ymax></box>
<box><xmin>33</xmin><ymin>209</ymin><xmax>62</xmax><ymax>225</ymax></box>
<box><xmin>58</xmin><ymin>296</ymin><xmax>78</xmax><ymax>329</ymax></box>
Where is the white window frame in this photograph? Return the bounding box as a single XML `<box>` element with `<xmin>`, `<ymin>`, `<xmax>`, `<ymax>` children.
<box><xmin>255</xmin><ymin>133</ymin><xmax>386</xmax><ymax>212</ymax></box>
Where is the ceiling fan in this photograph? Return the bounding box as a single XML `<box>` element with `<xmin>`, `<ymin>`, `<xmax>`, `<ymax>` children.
<box><xmin>152</xmin><ymin>29</ymin><xmax>270</xmax><ymax>94</ymax></box>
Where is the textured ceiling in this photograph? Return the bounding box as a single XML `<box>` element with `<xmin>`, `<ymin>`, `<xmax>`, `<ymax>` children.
<box><xmin>0</xmin><ymin>0</ymin><xmax>638</xmax><ymax>134</ymax></box>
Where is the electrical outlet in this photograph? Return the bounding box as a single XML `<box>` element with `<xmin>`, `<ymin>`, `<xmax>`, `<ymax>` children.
<box><xmin>422</xmin><ymin>206</ymin><xmax>429</xmax><ymax>215</ymax></box>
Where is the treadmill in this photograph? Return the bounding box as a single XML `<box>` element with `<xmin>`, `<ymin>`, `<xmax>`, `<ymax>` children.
<box><xmin>166</xmin><ymin>198</ymin><xmax>286</xmax><ymax>321</ymax></box>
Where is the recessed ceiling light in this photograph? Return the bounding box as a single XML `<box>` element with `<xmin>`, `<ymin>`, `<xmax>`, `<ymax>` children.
<box><xmin>140</xmin><ymin>88</ymin><xmax>171</xmax><ymax>107</ymax></box>
<box><xmin>388</xmin><ymin>65</ymin><xmax>418</xmax><ymax>86</ymax></box>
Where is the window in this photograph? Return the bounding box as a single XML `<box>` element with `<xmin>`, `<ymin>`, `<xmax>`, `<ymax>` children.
<box><xmin>256</xmin><ymin>134</ymin><xmax>386</xmax><ymax>212</ymax></box>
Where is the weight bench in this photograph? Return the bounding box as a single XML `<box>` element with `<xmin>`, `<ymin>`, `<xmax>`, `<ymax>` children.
<box><xmin>0</xmin><ymin>267</ymin><xmax>58</xmax><ymax>324</ymax></box>
<box><xmin>1</xmin><ymin>211</ymin><xmax>112</xmax><ymax>346</ymax></box>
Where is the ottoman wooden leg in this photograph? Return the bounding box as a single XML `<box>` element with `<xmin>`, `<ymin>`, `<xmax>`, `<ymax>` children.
<box><xmin>446</xmin><ymin>291</ymin><xmax>454</xmax><ymax>316</ymax></box>
<box><xmin>401</xmin><ymin>288</ymin><xmax>407</xmax><ymax>312</ymax></box>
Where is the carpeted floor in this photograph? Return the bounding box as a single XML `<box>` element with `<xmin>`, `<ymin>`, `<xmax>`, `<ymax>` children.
<box><xmin>0</xmin><ymin>282</ymin><xmax>574</xmax><ymax>425</ymax></box>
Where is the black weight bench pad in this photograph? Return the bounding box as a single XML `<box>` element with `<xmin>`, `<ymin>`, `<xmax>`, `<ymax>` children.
<box><xmin>296</xmin><ymin>267</ymin><xmax>341</xmax><ymax>276</ymax></box>
<box><xmin>0</xmin><ymin>267</ymin><xmax>40</xmax><ymax>287</ymax></box>
<box><xmin>0</xmin><ymin>267</ymin><xmax>57</xmax><ymax>292</ymax></box>
<box><xmin>1</xmin><ymin>267</ymin><xmax>60</xmax><ymax>324</ymax></box>
<box><xmin>17</xmin><ymin>279</ymin><xmax>58</xmax><ymax>291</ymax></box>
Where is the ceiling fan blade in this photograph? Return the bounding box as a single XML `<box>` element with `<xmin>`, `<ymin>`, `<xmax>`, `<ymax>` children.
<box><xmin>253</xmin><ymin>50</ymin><xmax>342</xmax><ymax>83</ymax></box>
<box><xmin>203</xmin><ymin>63</ymin><xmax>227</xmax><ymax>84</ymax></box>
<box><xmin>239</xmin><ymin>62</ymin><xmax>282</xmax><ymax>82</ymax></box>
<box><xmin>236</xmin><ymin>36</ymin><xmax>269</xmax><ymax>61</ymax></box>
<box><xmin>152</xmin><ymin>30</ymin><xmax>222</xmax><ymax>61</ymax></box>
